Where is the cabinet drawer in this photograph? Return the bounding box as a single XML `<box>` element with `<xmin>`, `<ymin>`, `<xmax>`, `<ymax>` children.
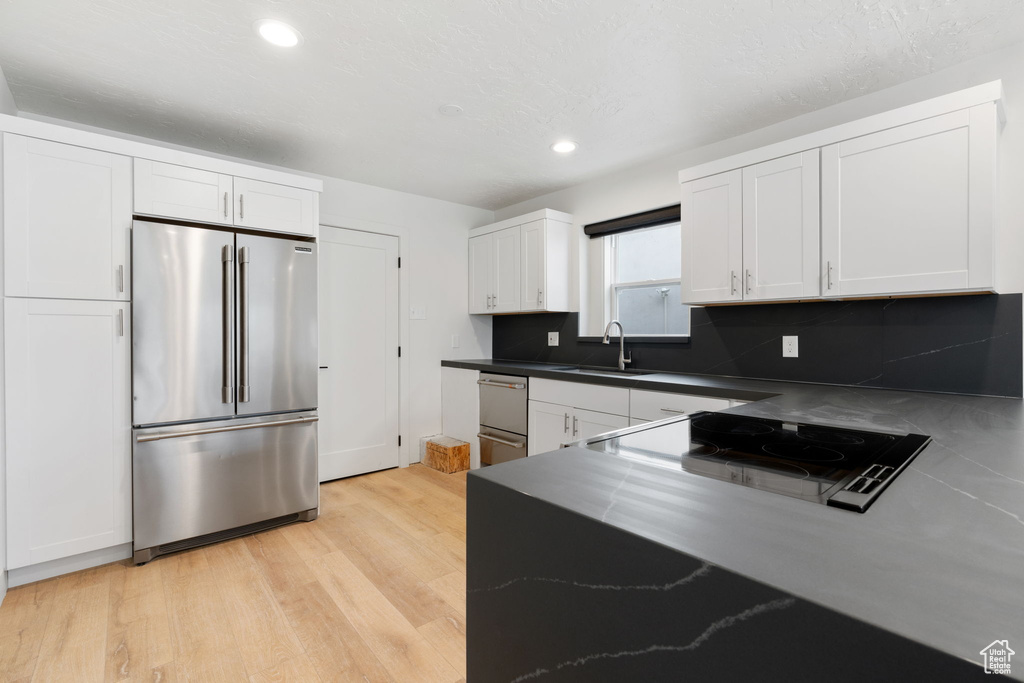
<box><xmin>629</xmin><ymin>389</ymin><xmax>729</xmax><ymax>422</ymax></box>
<box><xmin>530</xmin><ymin>378</ymin><xmax>629</xmax><ymax>416</ymax></box>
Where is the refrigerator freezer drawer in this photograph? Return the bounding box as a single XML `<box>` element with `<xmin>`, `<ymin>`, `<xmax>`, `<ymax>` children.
<box><xmin>133</xmin><ymin>412</ymin><xmax>318</xmax><ymax>561</ymax></box>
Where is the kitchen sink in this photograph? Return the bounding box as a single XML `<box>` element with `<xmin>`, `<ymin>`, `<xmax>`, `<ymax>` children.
<box><xmin>557</xmin><ymin>367</ymin><xmax>656</xmax><ymax>378</ymax></box>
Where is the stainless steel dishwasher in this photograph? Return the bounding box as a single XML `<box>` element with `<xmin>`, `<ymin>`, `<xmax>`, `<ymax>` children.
<box><xmin>478</xmin><ymin>373</ymin><xmax>528</xmax><ymax>465</ymax></box>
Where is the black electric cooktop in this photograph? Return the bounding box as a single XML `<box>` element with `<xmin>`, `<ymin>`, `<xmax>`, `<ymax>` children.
<box><xmin>582</xmin><ymin>411</ymin><xmax>931</xmax><ymax>512</ymax></box>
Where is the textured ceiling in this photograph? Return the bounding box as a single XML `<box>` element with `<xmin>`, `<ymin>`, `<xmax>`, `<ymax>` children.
<box><xmin>1</xmin><ymin>0</ymin><xmax>1022</xmax><ymax>209</ymax></box>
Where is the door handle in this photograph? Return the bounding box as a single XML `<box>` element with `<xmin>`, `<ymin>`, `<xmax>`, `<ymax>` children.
<box><xmin>746</xmin><ymin>269</ymin><xmax>752</xmax><ymax>295</ymax></box>
<box><xmin>238</xmin><ymin>246</ymin><xmax>250</xmax><ymax>403</ymax></box>
<box><xmin>660</xmin><ymin>407</ymin><xmax>689</xmax><ymax>414</ymax></box>
<box><xmin>223</xmin><ymin>191</ymin><xmax>229</xmax><ymax>219</ymax></box>
<box><xmin>222</xmin><ymin>245</ymin><xmax>234</xmax><ymax>404</ymax></box>
<box><xmin>239</xmin><ymin>194</ymin><xmax>244</xmax><ymax>220</ymax></box>
<box><xmin>564</xmin><ymin>412</ymin><xmax>569</xmax><ymax>433</ymax></box>
<box><xmin>537</xmin><ymin>288</ymin><xmax>543</xmax><ymax>306</ymax></box>
<box><xmin>118</xmin><ymin>264</ymin><xmax>124</xmax><ymax>293</ymax></box>
<box><xmin>319</xmin><ymin>366</ymin><xmax>329</xmax><ymax>369</ymax></box>
<box><xmin>117</xmin><ymin>308</ymin><xmax>124</xmax><ymax>337</ymax></box>
<box><xmin>731</xmin><ymin>270</ymin><xmax>737</xmax><ymax>295</ymax></box>
<box><xmin>827</xmin><ymin>261</ymin><xmax>834</xmax><ymax>290</ymax></box>
<box><xmin>477</xmin><ymin>433</ymin><xmax>526</xmax><ymax>448</ymax></box>
<box><xmin>572</xmin><ymin>415</ymin><xmax>579</xmax><ymax>437</ymax></box>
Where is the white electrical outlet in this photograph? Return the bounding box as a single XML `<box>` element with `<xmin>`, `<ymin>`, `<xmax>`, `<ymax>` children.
<box><xmin>783</xmin><ymin>335</ymin><xmax>799</xmax><ymax>358</ymax></box>
<box><xmin>451</xmin><ymin>334</ymin><xmax>460</xmax><ymax>348</ymax></box>
<box><xmin>548</xmin><ymin>331</ymin><xmax>559</xmax><ymax>346</ymax></box>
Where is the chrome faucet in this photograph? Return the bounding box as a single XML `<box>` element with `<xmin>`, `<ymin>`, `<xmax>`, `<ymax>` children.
<box><xmin>603</xmin><ymin>320</ymin><xmax>632</xmax><ymax>371</ymax></box>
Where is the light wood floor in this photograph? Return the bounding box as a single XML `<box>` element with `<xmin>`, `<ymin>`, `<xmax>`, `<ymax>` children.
<box><xmin>0</xmin><ymin>464</ymin><xmax>469</xmax><ymax>682</ymax></box>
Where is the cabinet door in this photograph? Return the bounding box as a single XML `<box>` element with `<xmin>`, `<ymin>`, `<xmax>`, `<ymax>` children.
<box><xmin>4</xmin><ymin>135</ymin><xmax>131</xmax><ymax>301</ymax></box>
<box><xmin>629</xmin><ymin>389</ymin><xmax>730</xmax><ymax>422</ymax></box>
<box><xmin>520</xmin><ymin>219</ymin><xmax>546</xmax><ymax>311</ymax></box>
<box><xmin>573</xmin><ymin>408</ymin><xmax>629</xmax><ymax>442</ymax></box>
<box><xmin>134</xmin><ymin>159</ymin><xmax>233</xmax><ymax>225</ymax></box>
<box><xmin>528</xmin><ymin>400</ymin><xmax>570</xmax><ymax>456</ymax></box>
<box><xmin>821</xmin><ymin>105</ymin><xmax>996</xmax><ymax>297</ymax></box>
<box><xmin>234</xmin><ymin>177</ymin><xmax>316</xmax><ymax>236</ymax></box>
<box><xmin>742</xmin><ymin>151</ymin><xmax>820</xmax><ymax>300</ymax></box>
<box><xmin>491</xmin><ymin>226</ymin><xmax>521</xmax><ymax>313</ymax></box>
<box><xmin>468</xmin><ymin>234</ymin><xmax>492</xmax><ymax>314</ymax></box>
<box><xmin>681</xmin><ymin>170</ymin><xmax>743</xmax><ymax>304</ymax></box>
<box><xmin>5</xmin><ymin>298</ymin><xmax>131</xmax><ymax>569</ymax></box>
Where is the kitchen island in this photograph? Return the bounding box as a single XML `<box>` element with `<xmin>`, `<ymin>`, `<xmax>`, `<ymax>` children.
<box><xmin>450</xmin><ymin>360</ymin><xmax>1024</xmax><ymax>681</ymax></box>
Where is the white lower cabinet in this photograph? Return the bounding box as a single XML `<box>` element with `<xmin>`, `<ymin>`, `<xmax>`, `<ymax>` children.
<box><xmin>4</xmin><ymin>298</ymin><xmax>131</xmax><ymax>569</ymax></box>
<box><xmin>528</xmin><ymin>400</ymin><xmax>629</xmax><ymax>456</ymax></box>
<box><xmin>629</xmin><ymin>389</ymin><xmax>730</xmax><ymax>422</ymax></box>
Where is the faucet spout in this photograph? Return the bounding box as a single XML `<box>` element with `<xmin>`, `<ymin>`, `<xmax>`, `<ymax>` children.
<box><xmin>602</xmin><ymin>320</ymin><xmax>632</xmax><ymax>371</ymax></box>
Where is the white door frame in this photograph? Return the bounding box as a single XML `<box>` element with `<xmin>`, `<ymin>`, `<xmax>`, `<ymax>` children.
<box><xmin>319</xmin><ymin>213</ymin><xmax>412</xmax><ymax>468</ymax></box>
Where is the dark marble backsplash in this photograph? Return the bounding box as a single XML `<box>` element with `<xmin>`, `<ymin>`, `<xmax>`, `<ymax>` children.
<box><xmin>491</xmin><ymin>294</ymin><xmax>1023</xmax><ymax>397</ymax></box>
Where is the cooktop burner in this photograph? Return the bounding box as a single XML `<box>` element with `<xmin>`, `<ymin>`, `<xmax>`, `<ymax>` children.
<box><xmin>582</xmin><ymin>411</ymin><xmax>931</xmax><ymax>512</ymax></box>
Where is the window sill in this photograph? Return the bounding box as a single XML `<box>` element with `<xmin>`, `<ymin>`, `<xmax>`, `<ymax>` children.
<box><xmin>578</xmin><ymin>335</ymin><xmax>690</xmax><ymax>344</ymax></box>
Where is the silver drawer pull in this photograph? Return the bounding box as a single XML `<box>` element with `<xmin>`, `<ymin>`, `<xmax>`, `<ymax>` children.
<box><xmin>660</xmin><ymin>407</ymin><xmax>690</xmax><ymax>414</ymax></box>
<box><xmin>477</xmin><ymin>379</ymin><xmax>526</xmax><ymax>390</ymax></box>
<box><xmin>138</xmin><ymin>416</ymin><xmax>318</xmax><ymax>442</ymax></box>
<box><xmin>477</xmin><ymin>433</ymin><xmax>525</xmax><ymax>448</ymax></box>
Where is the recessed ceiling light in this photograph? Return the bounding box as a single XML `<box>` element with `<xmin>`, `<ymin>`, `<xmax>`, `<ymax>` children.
<box><xmin>551</xmin><ymin>140</ymin><xmax>578</xmax><ymax>154</ymax></box>
<box><xmin>254</xmin><ymin>19</ymin><xmax>302</xmax><ymax>47</ymax></box>
<box><xmin>439</xmin><ymin>104</ymin><xmax>464</xmax><ymax>116</ymax></box>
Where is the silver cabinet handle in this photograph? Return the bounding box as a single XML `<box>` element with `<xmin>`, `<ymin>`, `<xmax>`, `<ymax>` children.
<box><xmin>239</xmin><ymin>194</ymin><xmax>244</xmax><ymax>220</ymax></box>
<box><xmin>223</xmin><ymin>191</ymin><xmax>228</xmax><ymax>218</ymax></box>
<box><xmin>238</xmin><ymin>245</ymin><xmax>250</xmax><ymax>403</ymax></box>
<box><xmin>222</xmin><ymin>245</ymin><xmax>234</xmax><ymax>404</ymax></box>
<box><xmin>537</xmin><ymin>288</ymin><xmax>543</xmax><ymax>306</ymax></box>
<box><xmin>487</xmin><ymin>294</ymin><xmax>492</xmax><ymax>309</ymax></box>
<box><xmin>660</xmin><ymin>407</ymin><xmax>689</xmax><ymax>414</ymax></box>
<box><xmin>731</xmin><ymin>270</ymin><xmax>737</xmax><ymax>295</ymax></box>
<box><xmin>572</xmin><ymin>415</ymin><xmax>579</xmax><ymax>437</ymax></box>
<box><xmin>477</xmin><ymin>433</ymin><xmax>525</xmax><ymax>449</ymax></box>
<box><xmin>118</xmin><ymin>264</ymin><xmax>124</xmax><ymax>293</ymax></box>
<box><xmin>746</xmin><ymin>269</ymin><xmax>752</xmax><ymax>295</ymax></box>
<box><xmin>564</xmin><ymin>412</ymin><xmax>570</xmax><ymax>433</ymax></box>
<box><xmin>476</xmin><ymin>379</ymin><xmax>526</xmax><ymax>390</ymax></box>
<box><xmin>117</xmin><ymin>308</ymin><xmax>124</xmax><ymax>337</ymax></box>
<box><xmin>827</xmin><ymin>261</ymin><xmax>834</xmax><ymax>290</ymax></box>
<box><xmin>138</xmin><ymin>416</ymin><xmax>318</xmax><ymax>442</ymax></box>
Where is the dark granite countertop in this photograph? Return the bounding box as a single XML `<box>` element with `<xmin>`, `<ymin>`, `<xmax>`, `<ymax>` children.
<box><xmin>449</xmin><ymin>358</ymin><xmax>1024</xmax><ymax>675</ymax></box>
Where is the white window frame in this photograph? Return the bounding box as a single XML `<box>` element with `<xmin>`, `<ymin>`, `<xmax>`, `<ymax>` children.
<box><xmin>604</xmin><ymin>225</ymin><xmax>689</xmax><ymax>338</ymax></box>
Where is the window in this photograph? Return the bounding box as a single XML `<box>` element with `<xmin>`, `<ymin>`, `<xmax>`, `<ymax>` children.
<box><xmin>607</xmin><ymin>223</ymin><xmax>690</xmax><ymax>336</ymax></box>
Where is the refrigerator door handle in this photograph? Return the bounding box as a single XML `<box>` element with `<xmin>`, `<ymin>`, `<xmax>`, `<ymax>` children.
<box><xmin>239</xmin><ymin>246</ymin><xmax>251</xmax><ymax>402</ymax></box>
<box><xmin>222</xmin><ymin>245</ymin><xmax>234</xmax><ymax>403</ymax></box>
<box><xmin>136</xmin><ymin>415</ymin><xmax>319</xmax><ymax>442</ymax></box>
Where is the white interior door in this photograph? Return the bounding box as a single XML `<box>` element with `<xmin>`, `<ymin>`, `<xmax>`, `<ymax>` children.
<box><xmin>318</xmin><ymin>227</ymin><xmax>400</xmax><ymax>481</ymax></box>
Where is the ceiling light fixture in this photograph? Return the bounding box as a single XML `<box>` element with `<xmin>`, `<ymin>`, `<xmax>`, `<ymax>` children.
<box><xmin>254</xmin><ymin>19</ymin><xmax>302</xmax><ymax>47</ymax></box>
<box><xmin>551</xmin><ymin>140</ymin><xmax>578</xmax><ymax>154</ymax></box>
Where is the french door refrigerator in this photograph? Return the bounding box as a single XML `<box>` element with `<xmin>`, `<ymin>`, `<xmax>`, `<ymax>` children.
<box><xmin>131</xmin><ymin>220</ymin><xmax>318</xmax><ymax>564</ymax></box>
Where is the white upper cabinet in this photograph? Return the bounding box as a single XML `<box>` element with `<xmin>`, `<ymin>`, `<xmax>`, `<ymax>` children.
<box><xmin>134</xmin><ymin>160</ymin><xmax>316</xmax><ymax>236</ymax></box>
<box><xmin>234</xmin><ymin>177</ymin><xmax>316</xmax><ymax>236</ymax></box>
<box><xmin>4</xmin><ymin>134</ymin><xmax>131</xmax><ymax>301</ymax></box>
<box><xmin>134</xmin><ymin>159</ymin><xmax>233</xmax><ymax>225</ymax></box>
<box><xmin>742</xmin><ymin>151</ymin><xmax>820</xmax><ymax>300</ymax></box>
<box><xmin>469</xmin><ymin>209</ymin><xmax>573</xmax><ymax>315</ymax></box>
<box><xmin>5</xmin><ymin>298</ymin><xmax>131</xmax><ymax>569</ymax></box>
<box><xmin>491</xmin><ymin>226</ymin><xmax>521</xmax><ymax>313</ymax></box>
<box><xmin>468</xmin><ymin>234</ymin><xmax>492</xmax><ymax>314</ymax></box>
<box><xmin>680</xmin><ymin>170</ymin><xmax>743</xmax><ymax>304</ymax></box>
<box><xmin>821</xmin><ymin>105</ymin><xmax>996</xmax><ymax>297</ymax></box>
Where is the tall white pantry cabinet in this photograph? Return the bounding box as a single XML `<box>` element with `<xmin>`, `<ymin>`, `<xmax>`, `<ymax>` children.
<box><xmin>3</xmin><ymin>134</ymin><xmax>133</xmax><ymax>572</ymax></box>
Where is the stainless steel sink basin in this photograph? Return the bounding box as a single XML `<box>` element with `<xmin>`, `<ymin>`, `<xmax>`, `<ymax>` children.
<box><xmin>558</xmin><ymin>367</ymin><xmax>655</xmax><ymax>378</ymax></box>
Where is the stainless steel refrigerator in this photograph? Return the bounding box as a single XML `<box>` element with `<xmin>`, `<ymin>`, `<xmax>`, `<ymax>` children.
<box><xmin>131</xmin><ymin>219</ymin><xmax>318</xmax><ymax>564</ymax></box>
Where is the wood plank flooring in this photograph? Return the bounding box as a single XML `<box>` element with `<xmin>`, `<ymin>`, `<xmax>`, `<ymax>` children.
<box><xmin>0</xmin><ymin>464</ymin><xmax>468</xmax><ymax>682</ymax></box>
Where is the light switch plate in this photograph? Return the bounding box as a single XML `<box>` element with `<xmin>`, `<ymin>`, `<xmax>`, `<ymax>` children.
<box><xmin>783</xmin><ymin>335</ymin><xmax>799</xmax><ymax>357</ymax></box>
<box><xmin>548</xmin><ymin>331</ymin><xmax>559</xmax><ymax>346</ymax></box>
<box><xmin>451</xmin><ymin>334</ymin><xmax>460</xmax><ymax>348</ymax></box>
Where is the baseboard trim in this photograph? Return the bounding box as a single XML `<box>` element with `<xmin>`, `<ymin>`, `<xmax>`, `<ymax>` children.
<box><xmin>8</xmin><ymin>543</ymin><xmax>132</xmax><ymax>588</ymax></box>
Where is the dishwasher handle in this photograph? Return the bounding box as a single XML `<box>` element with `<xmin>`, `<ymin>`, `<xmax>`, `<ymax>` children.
<box><xmin>477</xmin><ymin>433</ymin><xmax>526</xmax><ymax>448</ymax></box>
<box><xmin>477</xmin><ymin>379</ymin><xmax>526</xmax><ymax>390</ymax></box>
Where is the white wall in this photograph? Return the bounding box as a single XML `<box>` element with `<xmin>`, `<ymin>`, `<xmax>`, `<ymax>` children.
<box><xmin>494</xmin><ymin>41</ymin><xmax>1024</xmax><ymax>335</ymax></box>
<box><xmin>0</xmin><ymin>66</ymin><xmax>16</xmax><ymax>116</ymax></box>
<box><xmin>315</xmin><ymin>176</ymin><xmax>493</xmax><ymax>460</ymax></box>
<box><xmin>0</xmin><ymin>65</ymin><xmax>11</xmax><ymax>601</ymax></box>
